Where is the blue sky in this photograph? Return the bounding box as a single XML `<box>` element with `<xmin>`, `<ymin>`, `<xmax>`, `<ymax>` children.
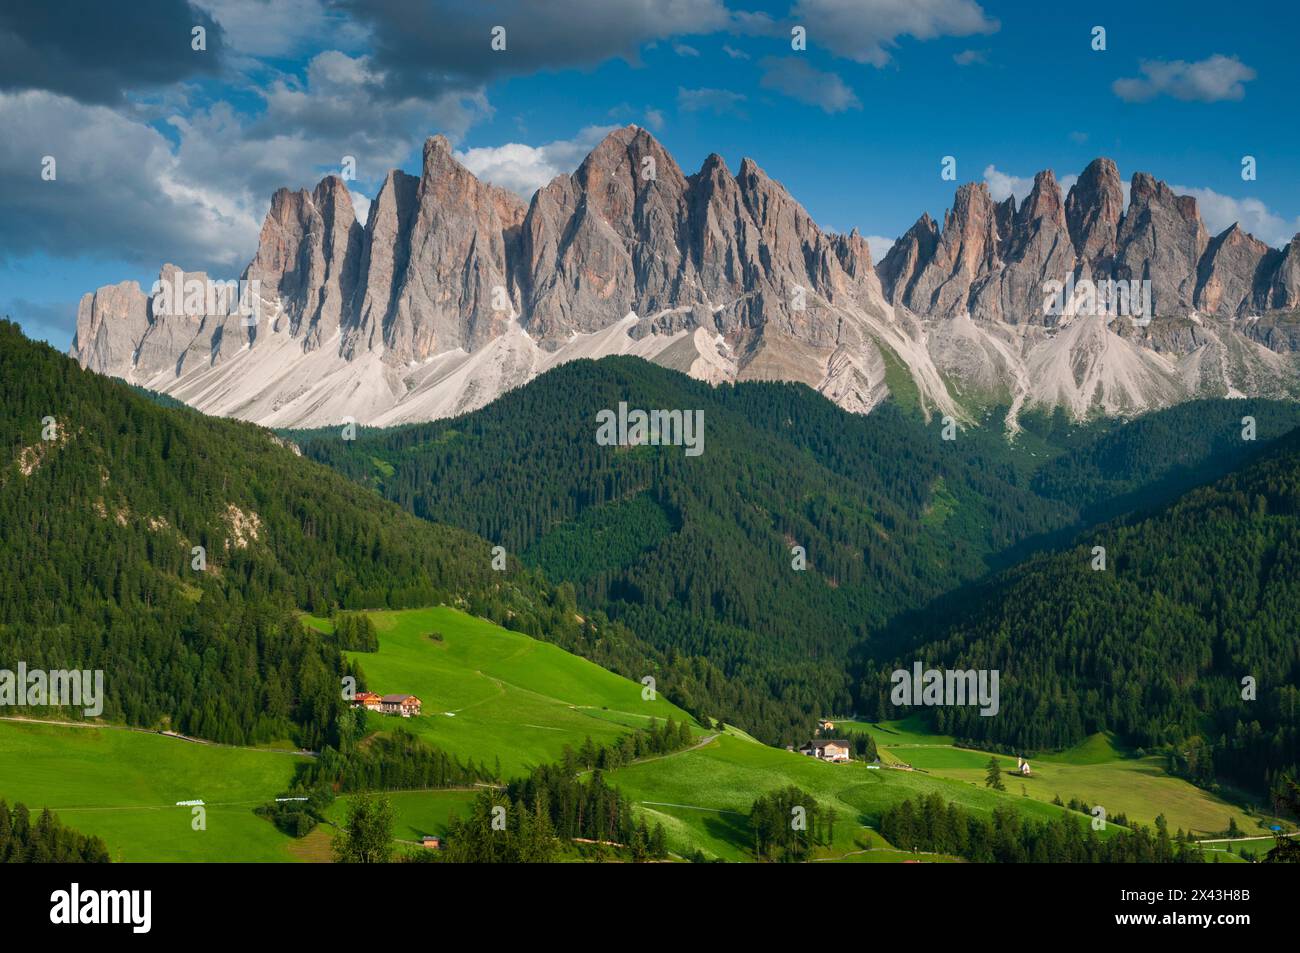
<box><xmin>2</xmin><ymin>0</ymin><xmax>1296</xmax><ymax>350</ymax></box>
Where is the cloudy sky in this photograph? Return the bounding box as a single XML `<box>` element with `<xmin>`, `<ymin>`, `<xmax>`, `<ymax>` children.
<box><xmin>3</xmin><ymin>0</ymin><xmax>1297</xmax><ymax>349</ymax></box>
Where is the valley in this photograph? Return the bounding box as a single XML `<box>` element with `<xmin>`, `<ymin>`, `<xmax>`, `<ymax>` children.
<box><xmin>2</xmin><ymin>320</ymin><xmax>1298</xmax><ymax>865</ymax></box>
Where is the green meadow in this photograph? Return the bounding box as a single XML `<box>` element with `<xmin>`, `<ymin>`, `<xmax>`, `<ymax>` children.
<box><xmin>846</xmin><ymin>717</ymin><xmax>1270</xmax><ymax>839</ymax></box>
<box><xmin>2</xmin><ymin>607</ymin><xmax>1275</xmax><ymax>864</ymax></box>
<box><xmin>304</xmin><ymin>606</ymin><xmax>696</xmax><ymax>777</ymax></box>
<box><xmin>0</xmin><ymin>719</ymin><xmax>308</xmax><ymax>861</ymax></box>
<box><xmin>607</xmin><ymin>731</ymin><xmax>1091</xmax><ymax>862</ymax></box>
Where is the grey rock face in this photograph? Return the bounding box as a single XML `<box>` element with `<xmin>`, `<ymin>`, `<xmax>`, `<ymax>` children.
<box><xmin>71</xmin><ymin>280</ymin><xmax>150</xmax><ymax>377</ymax></box>
<box><xmin>878</xmin><ymin>213</ymin><xmax>939</xmax><ymax>304</ymax></box>
<box><xmin>1064</xmin><ymin>158</ymin><xmax>1124</xmax><ymax>278</ymax></box>
<box><xmin>344</xmin><ymin>169</ymin><xmax>419</xmax><ymax>359</ymax></box>
<box><xmin>1196</xmin><ymin>224</ymin><xmax>1271</xmax><ymax>316</ymax></box>
<box><xmin>1268</xmin><ymin>235</ymin><xmax>1300</xmax><ymax>310</ymax></box>
<box><xmin>904</xmin><ymin>182</ymin><xmax>1000</xmax><ymax>317</ymax></box>
<box><xmin>385</xmin><ymin>135</ymin><xmax>526</xmax><ymax>361</ymax></box>
<box><xmin>67</xmin><ymin>130</ymin><xmax>1300</xmax><ymax>428</ymax></box>
<box><xmin>1113</xmin><ymin>172</ymin><xmax>1208</xmax><ymax>316</ymax></box>
<box><xmin>244</xmin><ymin>178</ymin><xmax>364</xmax><ymax>350</ymax></box>
<box><xmin>970</xmin><ymin>170</ymin><xmax>1074</xmax><ymax>324</ymax></box>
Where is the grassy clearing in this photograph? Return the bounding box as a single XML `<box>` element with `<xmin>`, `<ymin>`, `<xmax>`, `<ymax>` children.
<box><xmin>847</xmin><ymin>717</ymin><xmax>1268</xmax><ymax>837</ymax></box>
<box><xmin>608</xmin><ymin>731</ymin><xmax>1090</xmax><ymax>862</ymax></box>
<box><xmin>304</xmin><ymin>606</ymin><xmax>697</xmax><ymax>777</ymax></box>
<box><xmin>0</xmin><ymin>719</ymin><xmax>307</xmax><ymax>861</ymax></box>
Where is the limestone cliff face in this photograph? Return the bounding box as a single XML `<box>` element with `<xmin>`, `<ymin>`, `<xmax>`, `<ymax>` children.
<box><xmin>70</xmin><ymin>127</ymin><xmax>1300</xmax><ymax>428</ymax></box>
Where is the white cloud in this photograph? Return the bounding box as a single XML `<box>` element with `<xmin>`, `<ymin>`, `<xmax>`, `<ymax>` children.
<box><xmin>865</xmin><ymin>235</ymin><xmax>895</xmax><ymax>260</ymax></box>
<box><xmin>0</xmin><ymin>90</ymin><xmax>260</xmax><ymax>272</ymax></box>
<box><xmin>722</xmin><ymin>44</ymin><xmax>750</xmax><ymax>60</ymax></box>
<box><xmin>349</xmin><ymin>188</ymin><xmax>371</xmax><ymax>227</ymax></box>
<box><xmin>1113</xmin><ymin>54</ymin><xmax>1256</xmax><ymax>103</ymax></box>
<box><xmin>644</xmin><ymin>108</ymin><xmax>665</xmax><ymax>131</ymax></box>
<box><xmin>1171</xmin><ymin>184</ymin><xmax>1300</xmax><ymax>249</ymax></box>
<box><xmin>0</xmin><ymin>47</ymin><xmax>492</xmax><ymax>276</ymax></box>
<box><xmin>673</xmin><ymin>42</ymin><xmax>700</xmax><ymax>57</ymax></box>
<box><xmin>677</xmin><ymin>87</ymin><xmax>748</xmax><ymax>117</ymax></box>
<box><xmin>759</xmin><ymin>57</ymin><xmax>860</xmax><ymax>113</ymax></box>
<box><xmin>792</xmin><ymin>0</ymin><xmax>998</xmax><ymax>67</ymax></box>
<box><xmin>953</xmin><ymin>49</ymin><xmax>988</xmax><ymax>66</ymax></box>
<box><xmin>983</xmin><ymin>165</ymin><xmax>1077</xmax><ymax>203</ymax></box>
<box><xmin>455</xmin><ymin>125</ymin><xmax>619</xmax><ymax>197</ymax></box>
<box><xmin>982</xmin><ymin>165</ymin><xmax>1032</xmax><ymax>203</ymax></box>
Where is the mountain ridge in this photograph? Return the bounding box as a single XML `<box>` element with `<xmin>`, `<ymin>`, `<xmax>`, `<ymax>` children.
<box><xmin>70</xmin><ymin>126</ymin><xmax>1300</xmax><ymax>429</ymax></box>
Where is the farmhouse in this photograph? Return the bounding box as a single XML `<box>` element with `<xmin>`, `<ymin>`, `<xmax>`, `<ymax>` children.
<box><xmin>353</xmin><ymin>691</ymin><xmax>383</xmax><ymax>711</ymax></box>
<box><xmin>817</xmin><ymin>719</ymin><xmax>835</xmax><ymax>732</ymax></box>
<box><xmin>799</xmin><ymin>739</ymin><xmax>850</xmax><ymax>762</ymax></box>
<box><xmin>380</xmin><ymin>694</ymin><xmax>422</xmax><ymax>717</ymax></box>
<box><xmin>421</xmin><ymin>835</ymin><xmax>442</xmax><ymax>850</ymax></box>
<box><xmin>1016</xmin><ymin>756</ymin><xmax>1032</xmax><ymax>776</ymax></box>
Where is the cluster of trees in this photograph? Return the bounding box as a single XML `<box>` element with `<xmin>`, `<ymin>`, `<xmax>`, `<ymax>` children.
<box><xmin>440</xmin><ymin>764</ymin><xmax>670</xmax><ymax>862</ymax></box>
<box><xmin>880</xmin><ymin>794</ymin><xmax>1204</xmax><ymax>863</ymax></box>
<box><xmin>1266</xmin><ymin>775</ymin><xmax>1300</xmax><ymax>863</ymax></box>
<box><xmin>439</xmin><ymin>790</ymin><xmax>564</xmax><ymax>863</ymax></box>
<box><xmin>556</xmin><ymin>717</ymin><xmax>694</xmax><ymax>773</ymax></box>
<box><xmin>297</xmin><ymin>726</ymin><xmax>492</xmax><ymax>792</ymax></box>
<box><xmin>330</xmin><ymin>611</ymin><xmax>379</xmax><ymax>651</ymax></box>
<box><xmin>864</xmin><ymin>425</ymin><xmax>1300</xmax><ymax>793</ymax></box>
<box><xmin>332</xmin><ymin>792</ymin><xmax>395</xmax><ymax>863</ymax></box>
<box><xmin>254</xmin><ymin>787</ymin><xmax>335</xmax><ymax>838</ymax></box>
<box><xmin>839</xmin><ymin>729</ymin><xmax>879</xmax><ymax>762</ymax></box>
<box><xmin>748</xmin><ymin>786</ymin><xmax>836</xmax><ymax>862</ymax></box>
<box><xmin>0</xmin><ymin>801</ymin><xmax>109</xmax><ymax>863</ymax></box>
<box><xmin>1051</xmin><ymin>794</ymin><xmax>1132</xmax><ymax>830</ymax></box>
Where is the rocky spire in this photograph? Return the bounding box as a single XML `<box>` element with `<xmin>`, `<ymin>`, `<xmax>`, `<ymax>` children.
<box><xmin>1113</xmin><ymin>172</ymin><xmax>1208</xmax><ymax>315</ymax></box>
<box><xmin>1064</xmin><ymin>158</ymin><xmax>1124</xmax><ymax>278</ymax></box>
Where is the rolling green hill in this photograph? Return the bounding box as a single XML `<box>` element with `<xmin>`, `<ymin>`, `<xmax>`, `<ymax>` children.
<box><xmin>0</xmin><ymin>321</ymin><xmax>620</xmax><ymax>751</ymax></box>
<box><xmin>304</xmin><ymin>606</ymin><xmax>695</xmax><ymax>777</ymax></box>
<box><xmin>0</xmin><ymin>719</ymin><xmax>308</xmax><ymax>862</ymax></box>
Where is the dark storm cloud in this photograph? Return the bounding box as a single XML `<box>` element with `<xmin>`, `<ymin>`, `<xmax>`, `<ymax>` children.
<box><xmin>0</xmin><ymin>0</ymin><xmax>225</xmax><ymax>104</ymax></box>
<box><xmin>334</xmin><ymin>0</ymin><xmax>732</xmax><ymax>99</ymax></box>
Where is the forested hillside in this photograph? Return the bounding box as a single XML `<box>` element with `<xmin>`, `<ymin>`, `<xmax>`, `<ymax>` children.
<box><xmin>297</xmin><ymin>357</ymin><xmax>1078</xmax><ymax>741</ymax></box>
<box><xmin>0</xmin><ymin>324</ymin><xmax>796</xmax><ymax>749</ymax></box>
<box><xmin>0</xmin><ymin>322</ymin><xmax>554</xmax><ymax>747</ymax></box>
<box><xmin>296</xmin><ymin>356</ymin><xmax>1300</xmax><ymax>748</ymax></box>
<box><xmin>863</xmin><ymin>425</ymin><xmax>1300</xmax><ymax>794</ymax></box>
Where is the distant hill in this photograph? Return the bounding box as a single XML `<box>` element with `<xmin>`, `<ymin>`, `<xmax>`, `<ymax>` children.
<box><xmin>864</xmin><ymin>423</ymin><xmax>1300</xmax><ymax>793</ymax></box>
<box><xmin>296</xmin><ymin>353</ymin><xmax>1300</xmax><ymax>747</ymax></box>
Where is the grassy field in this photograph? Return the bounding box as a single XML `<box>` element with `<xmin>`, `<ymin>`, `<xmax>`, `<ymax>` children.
<box><xmin>304</xmin><ymin>606</ymin><xmax>697</xmax><ymax>777</ymax></box>
<box><xmin>0</xmin><ymin>720</ymin><xmax>308</xmax><ymax>861</ymax></box>
<box><xmin>325</xmin><ymin>788</ymin><xmax>479</xmax><ymax>847</ymax></box>
<box><xmin>607</xmin><ymin>731</ymin><xmax>1097</xmax><ymax>862</ymax></box>
<box><xmin>4</xmin><ymin>605</ymin><xmax>1275</xmax><ymax>864</ymax></box>
<box><xmin>841</xmin><ymin>716</ymin><xmax>1274</xmax><ymax>839</ymax></box>
<box><xmin>0</xmin><ymin>606</ymin><xmax>697</xmax><ymax>862</ymax></box>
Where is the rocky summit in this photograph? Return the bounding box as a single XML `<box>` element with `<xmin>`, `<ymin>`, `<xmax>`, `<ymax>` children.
<box><xmin>70</xmin><ymin>127</ymin><xmax>1300</xmax><ymax>430</ymax></box>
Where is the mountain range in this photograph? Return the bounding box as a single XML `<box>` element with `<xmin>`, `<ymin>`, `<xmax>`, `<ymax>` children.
<box><xmin>70</xmin><ymin>126</ymin><xmax>1300</xmax><ymax>429</ymax></box>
